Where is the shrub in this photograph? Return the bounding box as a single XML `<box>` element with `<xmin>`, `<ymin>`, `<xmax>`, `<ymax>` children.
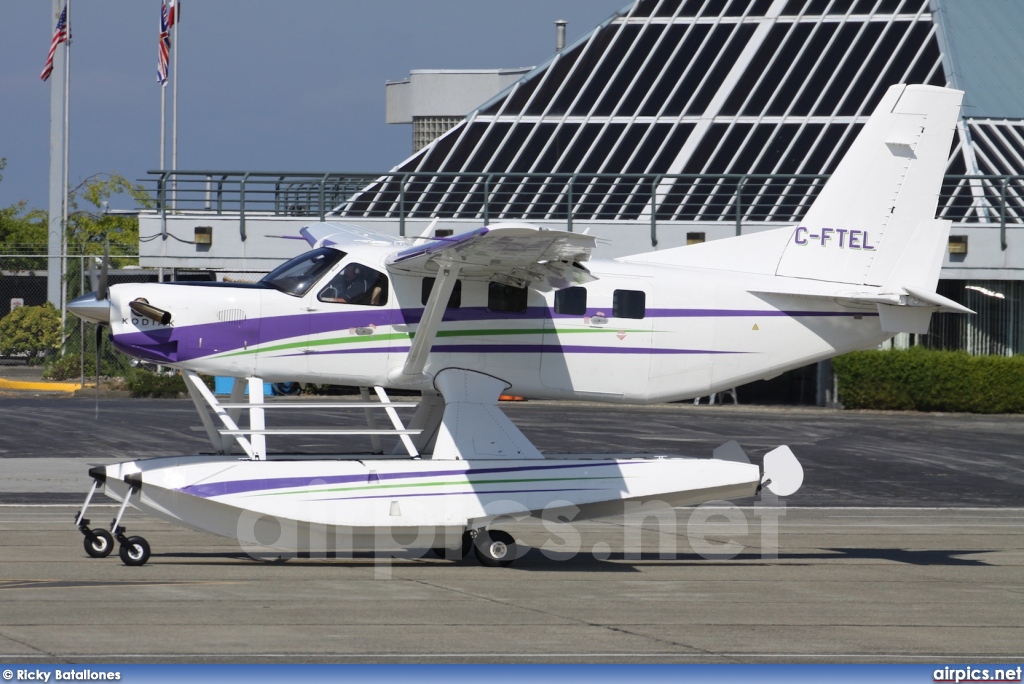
<box><xmin>124</xmin><ymin>367</ymin><xmax>188</xmax><ymax>398</ymax></box>
<box><xmin>43</xmin><ymin>353</ymin><xmax>86</xmax><ymax>381</ymax></box>
<box><xmin>43</xmin><ymin>352</ymin><xmax>127</xmax><ymax>380</ymax></box>
<box><xmin>833</xmin><ymin>347</ymin><xmax>1024</xmax><ymax>413</ymax></box>
<box><xmin>122</xmin><ymin>367</ymin><xmax>215</xmax><ymax>398</ymax></box>
<box><xmin>0</xmin><ymin>304</ymin><xmax>61</xmax><ymax>363</ymax></box>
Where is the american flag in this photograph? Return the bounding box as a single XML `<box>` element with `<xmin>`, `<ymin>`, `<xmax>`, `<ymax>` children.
<box><xmin>40</xmin><ymin>4</ymin><xmax>70</xmax><ymax>82</ymax></box>
<box><xmin>157</xmin><ymin>1</ymin><xmax>172</xmax><ymax>85</ymax></box>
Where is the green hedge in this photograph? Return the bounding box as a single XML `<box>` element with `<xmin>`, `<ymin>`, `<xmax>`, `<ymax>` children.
<box><xmin>833</xmin><ymin>347</ymin><xmax>1024</xmax><ymax>413</ymax></box>
<box><xmin>123</xmin><ymin>368</ymin><xmax>213</xmax><ymax>398</ymax></box>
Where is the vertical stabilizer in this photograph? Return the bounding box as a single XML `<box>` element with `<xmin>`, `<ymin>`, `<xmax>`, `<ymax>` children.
<box><xmin>775</xmin><ymin>84</ymin><xmax>962</xmax><ymax>286</ymax></box>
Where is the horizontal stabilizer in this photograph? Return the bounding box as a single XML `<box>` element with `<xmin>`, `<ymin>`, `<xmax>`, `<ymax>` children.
<box><xmin>902</xmin><ymin>285</ymin><xmax>974</xmax><ymax>314</ymax></box>
<box><xmin>877</xmin><ymin>286</ymin><xmax>973</xmax><ymax>334</ymax></box>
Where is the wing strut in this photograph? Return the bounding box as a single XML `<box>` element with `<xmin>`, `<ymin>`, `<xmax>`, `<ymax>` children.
<box><xmin>399</xmin><ymin>260</ymin><xmax>462</xmax><ymax>379</ymax></box>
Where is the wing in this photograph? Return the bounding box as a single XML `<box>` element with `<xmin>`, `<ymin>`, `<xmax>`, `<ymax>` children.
<box><xmin>386</xmin><ymin>222</ymin><xmax>597</xmax><ymax>292</ymax></box>
<box><xmin>299</xmin><ymin>222</ymin><xmax>410</xmax><ymax>250</ymax></box>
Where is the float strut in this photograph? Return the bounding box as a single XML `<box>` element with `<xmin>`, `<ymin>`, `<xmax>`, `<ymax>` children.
<box><xmin>110</xmin><ymin>476</ymin><xmax>141</xmax><ymax>543</ymax></box>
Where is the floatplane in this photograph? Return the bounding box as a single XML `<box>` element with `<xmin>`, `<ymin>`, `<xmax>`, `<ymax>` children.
<box><xmin>68</xmin><ymin>84</ymin><xmax>970</xmax><ymax>566</ymax></box>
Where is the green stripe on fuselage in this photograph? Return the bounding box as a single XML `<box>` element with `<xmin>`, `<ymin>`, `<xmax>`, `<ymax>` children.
<box><xmin>213</xmin><ymin>325</ymin><xmax>649</xmax><ymax>360</ymax></box>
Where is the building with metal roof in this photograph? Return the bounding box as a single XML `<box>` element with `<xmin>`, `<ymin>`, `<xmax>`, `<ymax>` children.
<box><xmin>346</xmin><ymin>0</ymin><xmax>1024</xmax><ymax>230</ymax></box>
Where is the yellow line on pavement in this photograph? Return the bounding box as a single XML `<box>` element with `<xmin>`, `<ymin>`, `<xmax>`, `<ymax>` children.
<box><xmin>0</xmin><ymin>378</ymin><xmax>84</xmax><ymax>392</ymax></box>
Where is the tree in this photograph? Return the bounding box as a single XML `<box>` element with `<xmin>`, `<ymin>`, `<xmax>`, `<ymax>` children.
<box><xmin>0</xmin><ymin>158</ymin><xmax>49</xmax><ymax>269</ymax></box>
<box><xmin>0</xmin><ymin>160</ymin><xmax>152</xmax><ymax>268</ymax></box>
<box><xmin>67</xmin><ymin>173</ymin><xmax>152</xmax><ymax>267</ymax></box>
<box><xmin>0</xmin><ymin>304</ymin><xmax>61</xmax><ymax>363</ymax></box>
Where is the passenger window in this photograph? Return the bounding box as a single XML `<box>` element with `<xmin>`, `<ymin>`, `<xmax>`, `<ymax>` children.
<box><xmin>421</xmin><ymin>277</ymin><xmax>462</xmax><ymax>308</ymax></box>
<box><xmin>554</xmin><ymin>287</ymin><xmax>587</xmax><ymax>315</ymax></box>
<box><xmin>318</xmin><ymin>263</ymin><xmax>388</xmax><ymax>306</ymax></box>
<box><xmin>488</xmin><ymin>282</ymin><xmax>528</xmax><ymax>313</ymax></box>
<box><xmin>613</xmin><ymin>289</ymin><xmax>645</xmax><ymax>319</ymax></box>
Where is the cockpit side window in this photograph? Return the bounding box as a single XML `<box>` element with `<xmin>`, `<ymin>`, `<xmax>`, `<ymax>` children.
<box><xmin>260</xmin><ymin>247</ymin><xmax>345</xmax><ymax>297</ymax></box>
<box><xmin>318</xmin><ymin>263</ymin><xmax>389</xmax><ymax>306</ymax></box>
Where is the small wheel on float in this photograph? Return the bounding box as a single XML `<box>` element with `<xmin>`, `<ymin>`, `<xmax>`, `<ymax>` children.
<box><xmin>118</xmin><ymin>536</ymin><xmax>151</xmax><ymax>567</ymax></box>
<box><xmin>473</xmin><ymin>529</ymin><xmax>516</xmax><ymax>568</ymax></box>
<box><xmin>83</xmin><ymin>529</ymin><xmax>114</xmax><ymax>558</ymax></box>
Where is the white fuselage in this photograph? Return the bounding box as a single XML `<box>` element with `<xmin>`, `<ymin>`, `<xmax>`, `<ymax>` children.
<box><xmin>108</xmin><ymin>245</ymin><xmax>887</xmax><ymax>403</ymax></box>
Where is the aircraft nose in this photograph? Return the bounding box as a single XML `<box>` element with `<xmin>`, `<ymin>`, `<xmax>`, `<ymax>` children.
<box><xmin>67</xmin><ymin>292</ymin><xmax>111</xmax><ymax>325</ymax></box>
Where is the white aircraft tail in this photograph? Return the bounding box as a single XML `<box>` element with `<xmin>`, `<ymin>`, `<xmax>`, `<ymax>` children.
<box><xmin>773</xmin><ymin>84</ymin><xmax>962</xmax><ymax>289</ymax></box>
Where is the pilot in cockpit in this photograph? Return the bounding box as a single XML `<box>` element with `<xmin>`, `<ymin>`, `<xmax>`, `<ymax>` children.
<box><xmin>320</xmin><ymin>264</ymin><xmax>370</xmax><ymax>304</ymax></box>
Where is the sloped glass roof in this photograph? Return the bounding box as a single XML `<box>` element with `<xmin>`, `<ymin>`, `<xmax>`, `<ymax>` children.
<box><xmin>342</xmin><ymin>0</ymin><xmax>1018</xmax><ymax>224</ymax></box>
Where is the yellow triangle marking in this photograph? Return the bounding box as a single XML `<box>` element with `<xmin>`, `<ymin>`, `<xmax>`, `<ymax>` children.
<box><xmin>752</xmin><ymin>324</ymin><xmax>759</xmax><ymax>331</ymax></box>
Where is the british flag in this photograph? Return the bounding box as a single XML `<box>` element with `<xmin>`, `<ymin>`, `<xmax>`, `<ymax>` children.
<box><xmin>157</xmin><ymin>1</ymin><xmax>172</xmax><ymax>85</ymax></box>
<box><xmin>40</xmin><ymin>3</ymin><xmax>69</xmax><ymax>82</ymax></box>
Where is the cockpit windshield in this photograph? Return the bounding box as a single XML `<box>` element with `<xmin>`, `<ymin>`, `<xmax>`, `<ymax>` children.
<box><xmin>260</xmin><ymin>247</ymin><xmax>346</xmax><ymax>297</ymax></box>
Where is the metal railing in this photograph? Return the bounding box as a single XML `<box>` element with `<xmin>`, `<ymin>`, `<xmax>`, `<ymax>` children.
<box><xmin>142</xmin><ymin>171</ymin><xmax>1024</xmax><ymax>246</ymax></box>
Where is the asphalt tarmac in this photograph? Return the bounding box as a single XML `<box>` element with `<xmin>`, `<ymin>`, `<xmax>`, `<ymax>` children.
<box><xmin>1</xmin><ymin>396</ymin><xmax>1022</xmax><ymax>507</ymax></box>
<box><xmin>0</xmin><ymin>507</ymin><xmax>1020</xmax><ymax>663</ymax></box>
<box><xmin>0</xmin><ymin>396</ymin><xmax>1022</xmax><ymax>662</ymax></box>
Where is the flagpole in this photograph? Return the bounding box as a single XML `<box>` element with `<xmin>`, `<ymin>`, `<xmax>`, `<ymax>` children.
<box><xmin>46</xmin><ymin>0</ymin><xmax>65</xmax><ymax>309</ymax></box>
<box><xmin>171</xmin><ymin>1</ymin><xmax>178</xmax><ymax>210</ymax></box>
<box><xmin>160</xmin><ymin>83</ymin><xmax>166</xmax><ymax>170</ymax></box>
<box><xmin>60</xmin><ymin>0</ymin><xmax>71</xmax><ymax>334</ymax></box>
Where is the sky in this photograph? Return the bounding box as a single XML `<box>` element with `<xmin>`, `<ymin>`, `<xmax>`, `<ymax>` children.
<box><xmin>0</xmin><ymin>0</ymin><xmax>627</xmax><ymax>212</ymax></box>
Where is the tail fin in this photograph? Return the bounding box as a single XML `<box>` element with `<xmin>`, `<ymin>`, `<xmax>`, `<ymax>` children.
<box><xmin>775</xmin><ymin>84</ymin><xmax>963</xmax><ymax>287</ymax></box>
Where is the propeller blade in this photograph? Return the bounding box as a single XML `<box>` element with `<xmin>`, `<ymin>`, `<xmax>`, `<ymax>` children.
<box><xmin>97</xmin><ymin>240</ymin><xmax>109</xmax><ymax>301</ymax></box>
<box><xmin>89</xmin><ymin>256</ymin><xmax>98</xmax><ymax>293</ymax></box>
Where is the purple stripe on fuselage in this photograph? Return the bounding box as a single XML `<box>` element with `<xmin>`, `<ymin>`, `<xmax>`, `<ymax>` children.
<box><xmin>316</xmin><ymin>486</ymin><xmax>604</xmax><ymax>502</ymax></box>
<box><xmin>177</xmin><ymin>460</ymin><xmax>635</xmax><ymax>498</ymax></box>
